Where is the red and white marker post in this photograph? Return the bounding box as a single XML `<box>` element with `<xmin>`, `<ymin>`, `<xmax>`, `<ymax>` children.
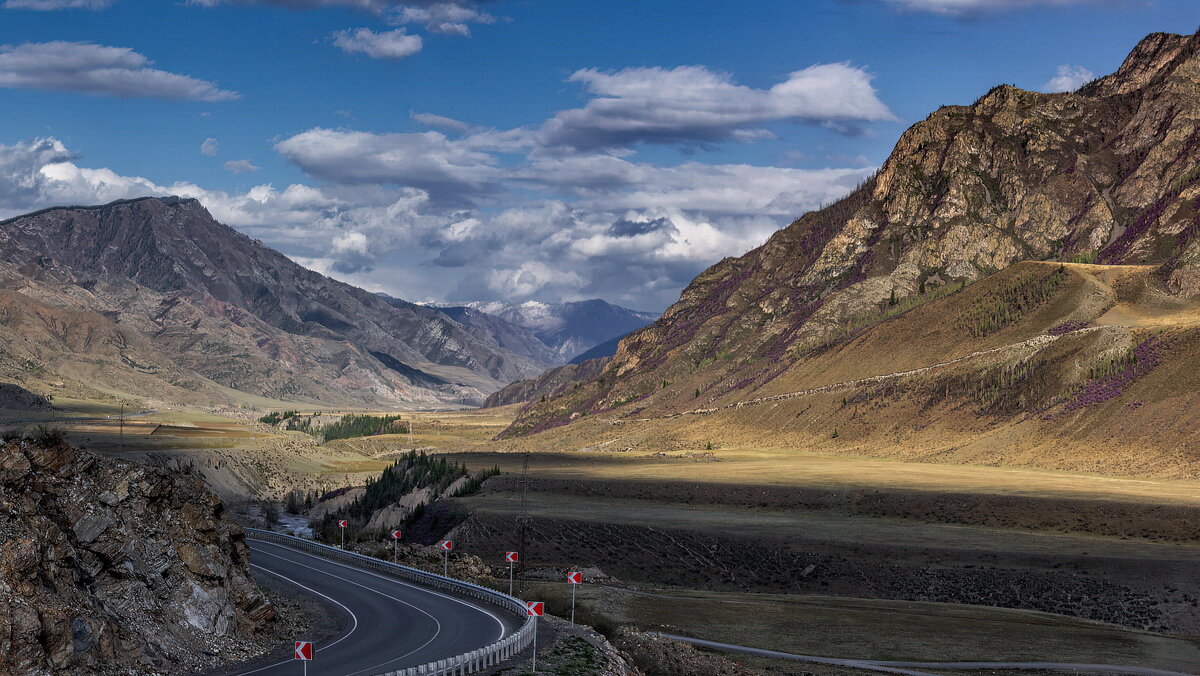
<box><xmin>526</xmin><ymin>601</ymin><xmax>544</xmax><ymax>673</ymax></box>
<box><xmin>567</xmin><ymin>571</ymin><xmax>582</xmax><ymax>623</ymax></box>
<box><xmin>505</xmin><ymin>551</ymin><xmax>518</xmax><ymax>596</ymax></box>
<box><xmin>294</xmin><ymin>641</ymin><xmax>313</xmax><ymax>675</ymax></box>
<box><xmin>390</xmin><ymin>529</ymin><xmax>402</xmax><ymax>562</ymax></box>
<box><xmin>337</xmin><ymin>519</ymin><xmax>347</xmax><ymax>548</ymax></box>
<box><xmin>439</xmin><ymin>540</ymin><xmax>453</xmax><ymax>576</ymax></box>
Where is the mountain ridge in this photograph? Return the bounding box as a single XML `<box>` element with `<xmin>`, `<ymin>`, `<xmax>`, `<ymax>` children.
<box><xmin>0</xmin><ymin>197</ymin><xmax>550</xmax><ymax>408</ymax></box>
<box><xmin>499</xmin><ymin>28</ymin><xmax>1200</xmax><ymax>442</ymax></box>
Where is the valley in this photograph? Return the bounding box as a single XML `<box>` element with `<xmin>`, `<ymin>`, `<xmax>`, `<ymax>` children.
<box><xmin>18</xmin><ymin>397</ymin><xmax>1194</xmax><ymax>673</ymax></box>
<box><xmin>8</xmin><ymin>17</ymin><xmax>1200</xmax><ymax>676</ymax></box>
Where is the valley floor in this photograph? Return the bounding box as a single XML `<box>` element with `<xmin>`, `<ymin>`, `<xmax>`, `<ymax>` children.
<box><xmin>7</xmin><ymin>402</ymin><xmax>1199</xmax><ymax>673</ymax></box>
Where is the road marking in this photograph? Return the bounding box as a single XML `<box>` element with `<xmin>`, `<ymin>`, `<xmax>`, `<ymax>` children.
<box><xmin>233</xmin><ymin>563</ymin><xmax>360</xmax><ymax>675</ymax></box>
<box><xmin>248</xmin><ymin>541</ymin><xmax>509</xmax><ymax>675</ymax></box>
<box><xmin>253</xmin><ymin>540</ymin><xmax>508</xmax><ymax>644</ymax></box>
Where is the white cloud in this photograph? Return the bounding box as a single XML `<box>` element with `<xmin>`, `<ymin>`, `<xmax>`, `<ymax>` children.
<box><xmin>411</xmin><ymin>112</ymin><xmax>476</xmax><ymax>134</ymax></box>
<box><xmin>275</xmin><ymin>128</ymin><xmax>500</xmax><ymax>201</ymax></box>
<box><xmin>537</xmin><ymin>64</ymin><xmax>895</xmax><ymax>151</ymax></box>
<box><xmin>201</xmin><ymin>138</ymin><xmax>219</xmax><ymax>156</ymax></box>
<box><xmin>0</xmin><ymin>47</ymin><xmax>889</xmax><ymax>310</ymax></box>
<box><xmin>4</xmin><ymin>0</ymin><xmax>112</xmax><ymax>8</ymax></box>
<box><xmin>882</xmin><ymin>0</ymin><xmax>1101</xmax><ymax>14</ymax></box>
<box><xmin>332</xmin><ymin>27</ymin><xmax>423</xmax><ymax>59</ymax></box>
<box><xmin>1042</xmin><ymin>64</ymin><xmax>1094</xmax><ymax>93</ymax></box>
<box><xmin>395</xmin><ymin>2</ymin><xmax>494</xmax><ymax>36</ymax></box>
<box><xmin>223</xmin><ymin>159</ymin><xmax>260</xmax><ymax>173</ymax></box>
<box><xmin>186</xmin><ymin>0</ymin><xmax>495</xmax><ymax>35</ymax></box>
<box><xmin>0</xmin><ymin>41</ymin><xmax>239</xmax><ymax>101</ymax></box>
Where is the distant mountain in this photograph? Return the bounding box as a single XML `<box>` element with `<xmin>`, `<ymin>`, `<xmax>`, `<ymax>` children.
<box><xmin>428</xmin><ymin>304</ymin><xmax>560</xmax><ymax>366</ymax></box>
<box><xmin>0</xmin><ymin>197</ymin><xmax>548</xmax><ymax>408</ymax></box>
<box><xmin>569</xmin><ymin>333</ymin><xmax>627</xmax><ymax>364</ymax></box>
<box><xmin>452</xmin><ymin>299</ymin><xmax>657</xmax><ymax>364</ymax></box>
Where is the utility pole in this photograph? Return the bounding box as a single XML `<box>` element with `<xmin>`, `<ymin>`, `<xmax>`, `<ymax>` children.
<box><xmin>408</xmin><ymin>418</ymin><xmax>413</xmax><ymax>448</ymax></box>
<box><xmin>119</xmin><ymin>403</ymin><xmax>125</xmax><ymax>452</ymax></box>
<box><xmin>517</xmin><ymin>451</ymin><xmax>531</xmax><ymax>594</ymax></box>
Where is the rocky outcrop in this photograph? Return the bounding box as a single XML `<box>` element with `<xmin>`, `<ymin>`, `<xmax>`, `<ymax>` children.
<box><xmin>502</xmin><ymin>29</ymin><xmax>1200</xmax><ymax>436</ymax></box>
<box><xmin>0</xmin><ymin>440</ymin><xmax>273</xmax><ymax>675</ymax></box>
<box><xmin>0</xmin><ymin>382</ymin><xmax>53</xmax><ymax>411</ymax></box>
<box><xmin>0</xmin><ymin>197</ymin><xmax>550</xmax><ymax>408</ymax></box>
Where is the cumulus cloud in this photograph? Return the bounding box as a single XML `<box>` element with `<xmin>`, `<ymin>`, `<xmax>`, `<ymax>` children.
<box><xmin>394</xmin><ymin>2</ymin><xmax>494</xmax><ymax>36</ymax></box>
<box><xmin>1042</xmin><ymin>64</ymin><xmax>1094</xmax><ymax>92</ymax></box>
<box><xmin>332</xmin><ymin>27</ymin><xmax>423</xmax><ymax>59</ymax></box>
<box><xmin>411</xmin><ymin>112</ymin><xmax>476</xmax><ymax>134</ymax></box>
<box><xmin>0</xmin><ymin>41</ymin><xmax>239</xmax><ymax>101</ymax></box>
<box><xmin>201</xmin><ymin>138</ymin><xmax>219</xmax><ymax>156</ymax></box>
<box><xmin>223</xmin><ymin>159</ymin><xmax>260</xmax><ymax>173</ymax></box>
<box><xmin>537</xmin><ymin>64</ymin><xmax>895</xmax><ymax>151</ymax></box>
<box><xmin>186</xmin><ymin>0</ymin><xmax>495</xmax><ymax>35</ymax></box>
<box><xmin>275</xmin><ymin>128</ymin><xmax>500</xmax><ymax>201</ymax></box>
<box><xmin>0</xmin><ymin>49</ymin><xmax>890</xmax><ymax>309</ymax></box>
<box><xmin>881</xmin><ymin>0</ymin><xmax>1102</xmax><ymax>14</ymax></box>
<box><xmin>4</xmin><ymin>0</ymin><xmax>112</xmax><ymax>8</ymax></box>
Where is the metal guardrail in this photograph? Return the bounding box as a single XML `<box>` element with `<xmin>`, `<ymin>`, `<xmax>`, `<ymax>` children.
<box><xmin>245</xmin><ymin>529</ymin><xmax>536</xmax><ymax>676</ymax></box>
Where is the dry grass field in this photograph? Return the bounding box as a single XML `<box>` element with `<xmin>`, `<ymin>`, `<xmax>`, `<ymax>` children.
<box><xmin>5</xmin><ymin>377</ymin><xmax>1198</xmax><ymax>669</ymax></box>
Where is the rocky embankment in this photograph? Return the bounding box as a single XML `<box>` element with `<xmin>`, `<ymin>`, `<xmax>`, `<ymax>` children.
<box><xmin>0</xmin><ymin>437</ymin><xmax>274</xmax><ymax>675</ymax></box>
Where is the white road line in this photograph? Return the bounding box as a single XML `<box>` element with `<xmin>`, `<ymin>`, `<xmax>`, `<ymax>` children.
<box><xmin>254</xmin><ymin>539</ymin><xmax>509</xmax><ymax>645</ymax></box>
<box><xmin>233</xmin><ymin>564</ymin><xmax>360</xmax><ymax>676</ymax></box>
<box><xmin>251</xmin><ymin>547</ymin><xmax>445</xmax><ymax>675</ymax></box>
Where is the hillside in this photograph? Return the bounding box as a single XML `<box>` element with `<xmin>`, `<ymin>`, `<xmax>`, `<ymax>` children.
<box><xmin>0</xmin><ymin>197</ymin><xmax>550</xmax><ymax>408</ymax></box>
<box><xmin>498</xmin><ymin>30</ymin><xmax>1200</xmax><ymax>477</ymax></box>
<box><xmin>0</xmin><ymin>436</ymin><xmax>274</xmax><ymax>674</ymax></box>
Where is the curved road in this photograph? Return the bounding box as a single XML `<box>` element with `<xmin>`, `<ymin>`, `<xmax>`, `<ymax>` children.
<box><xmin>229</xmin><ymin>540</ymin><xmax>522</xmax><ymax>676</ymax></box>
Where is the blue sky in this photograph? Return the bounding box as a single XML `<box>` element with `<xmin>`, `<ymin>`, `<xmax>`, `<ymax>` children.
<box><xmin>0</xmin><ymin>0</ymin><xmax>1195</xmax><ymax>310</ymax></box>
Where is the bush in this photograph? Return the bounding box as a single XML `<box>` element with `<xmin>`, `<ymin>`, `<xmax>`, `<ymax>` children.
<box><xmin>1</xmin><ymin>428</ymin><xmax>21</xmax><ymax>443</ymax></box>
<box><xmin>30</xmin><ymin>424</ymin><xmax>65</xmax><ymax>447</ymax></box>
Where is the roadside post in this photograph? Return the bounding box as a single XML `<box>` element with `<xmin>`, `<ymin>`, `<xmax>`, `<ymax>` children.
<box><xmin>294</xmin><ymin>641</ymin><xmax>313</xmax><ymax>675</ymax></box>
<box><xmin>439</xmin><ymin>540</ymin><xmax>453</xmax><ymax>576</ymax></box>
<box><xmin>567</xmin><ymin>571</ymin><xmax>582</xmax><ymax>623</ymax></box>
<box><xmin>505</xmin><ymin>551</ymin><xmax>518</xmax><ymax>596</ymax></box>
<box><xmin>391</xmin><ymin>529</ymin><xmax>402</xmax><ymax>562</ymax></box>
<box><xmin>526</xmin><ymin>601</ymin><xmax>544</xmax><ymax>673</ymax></box>
<box><xmin>338</xmin><ymin>519</ymin><xmax>347</xmax><ymax>548</ymax></box>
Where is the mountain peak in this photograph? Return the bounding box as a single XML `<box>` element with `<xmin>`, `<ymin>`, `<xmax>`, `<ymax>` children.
<box><xmin>501</xmin><ymin>28</ymin><xmax>1200</xmax><ymax>437</ymax></box>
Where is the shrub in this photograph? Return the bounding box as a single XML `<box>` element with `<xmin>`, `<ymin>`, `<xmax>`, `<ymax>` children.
<box><xmin>1</xmin><ymin>428</ymin><xmax>20</xmax><ymax>443</ymax></box>
<box><xmin>30</xmin><ymin>424</ymin><xmax>65</xmax><ymax>447</ymax></box>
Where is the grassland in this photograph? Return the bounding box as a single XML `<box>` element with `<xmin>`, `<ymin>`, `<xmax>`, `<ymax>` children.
<box><xmin>9</xmin><ymin>367</ymin><xmax>1200</xmax><ymax>667</ymax></box>
<box><xmin>518</xmin><ymin>583</ymin><xmax>1200</xmax><ymax>671</ymax></box>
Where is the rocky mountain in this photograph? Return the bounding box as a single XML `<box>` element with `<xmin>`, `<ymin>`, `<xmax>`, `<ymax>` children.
<box><xmin>498</xmin><ymin>29</ymin><xmax>1200</xmax><ymax>461</ymax></box>
<box><xmin>451</xmin><ymin>299</ymin><xmax>657</xmax><ymax>364</ymax></box>
<box><xmin>0</xmin><ymin>197</ymin><xmax>550</xmax><ymax>408</ymax></box>
<box><xmin>430</xmin><ymin>304</ymin><xmax>561</xmax><ymax>366</ymax></box>
<box><xmin>0</xmin><ymin>436</ymin><xmax>274</xmax><ymax>674</ymax></box>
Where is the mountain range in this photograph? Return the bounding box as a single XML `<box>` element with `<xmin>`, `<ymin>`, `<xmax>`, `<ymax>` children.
<box><xmin>492</xmin><ymin>30</ymin><xmax>1200</xmax><ymax>477</ymax></box>
<box><xmin>435</xmin><ymin>299</ymin><xmax>657</xmax><ymax>364</ymax></box>
<box><xmin>0</xmin><ymin>197</ymin><xmax>553</xmax><ymax>408</ymax></box>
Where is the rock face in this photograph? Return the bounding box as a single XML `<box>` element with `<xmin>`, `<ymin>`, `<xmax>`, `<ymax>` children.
<box><xmin>503</xmin><ymin>29</ymin><xmax>1200</xmax><ymax>436</ymax></box>
<box><xmin>0</xmin><ymin>440</ymin><xmax>273</xmax><ymax>675</ymax></box>
<box><xmin>0</xmin><ymin>197</ymin><xmax>550</xmax><ymax>408</ymax></box>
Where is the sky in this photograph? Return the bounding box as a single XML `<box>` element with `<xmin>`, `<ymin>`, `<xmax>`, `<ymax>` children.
<box><xmin>0</xmin><ymin>0</ymin><xmax>1195</xmax><ymax>312</ymax></box>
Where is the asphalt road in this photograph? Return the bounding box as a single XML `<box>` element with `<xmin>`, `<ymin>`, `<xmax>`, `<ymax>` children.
<box><xmin>227</xmin><ymin>540</ymin><xmax>521</xmax><ymax>676</ymax></box>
